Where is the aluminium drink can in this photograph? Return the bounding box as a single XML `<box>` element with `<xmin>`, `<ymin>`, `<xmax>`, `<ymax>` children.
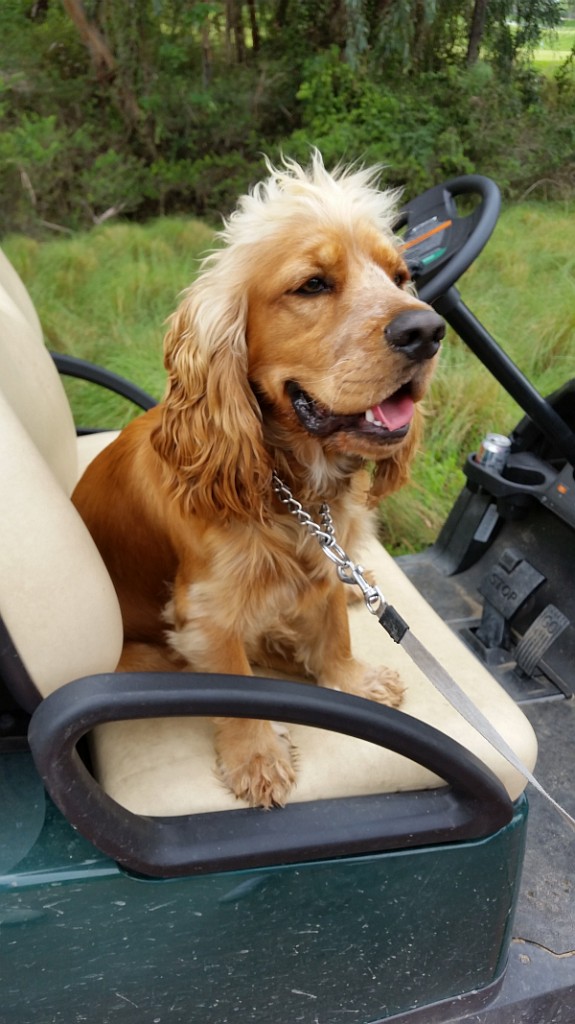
<box><xmin>475</xmin><ymin>433</ymin><xmax>511</xmax><ymax>474</ymax></box>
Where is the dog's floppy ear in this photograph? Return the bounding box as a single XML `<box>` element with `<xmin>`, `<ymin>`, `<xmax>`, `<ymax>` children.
<box><xmin>152</xmin><ymin>276</ymin><xmax>271</xmax><ymax>522</ymax></box>
<box><xmin>370</xmin><ymin>405</ymin><xmax>423</xmax><ymax>502</ymax></box>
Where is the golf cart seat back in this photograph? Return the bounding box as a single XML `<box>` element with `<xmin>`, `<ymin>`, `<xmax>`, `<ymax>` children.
<box><xmin>0</xmin><ymin>243</ymin><xmax>537</xmax><ymax>822</ymax></box>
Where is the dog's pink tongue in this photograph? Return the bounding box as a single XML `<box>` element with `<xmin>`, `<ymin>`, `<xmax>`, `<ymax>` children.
<box><xmin>371</xmin><ymin>393</ymin><xmax>414</xmax><ymax>431</ymax></box>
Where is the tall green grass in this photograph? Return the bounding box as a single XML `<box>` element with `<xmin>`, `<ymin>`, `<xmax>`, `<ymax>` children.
<box><xmin>4</xmin><ymin>202</ymin><xmax>575</xmax><ymax>552</ymax></box>
<box><xmin>4</xmin><ymin>217</ymin><xmax>214</xmax><ymax>428</ymax></box>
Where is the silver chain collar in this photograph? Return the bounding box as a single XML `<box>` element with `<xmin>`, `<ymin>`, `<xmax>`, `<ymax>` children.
<box><xmin>271</xmin><ymin>471</ymin><xmax>385</xmax><ymax>616</ymax></box>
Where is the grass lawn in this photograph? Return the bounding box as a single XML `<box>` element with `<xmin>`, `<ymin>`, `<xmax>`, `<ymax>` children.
<box><xmin>533</xmin><ymin>19</ymin><xmax>575</xmax><ymax>71</ymax></box>
<box><xmin>4</xmin><ymin>199</ymin><xmax>575</xmax><ymax>553</ymax></box>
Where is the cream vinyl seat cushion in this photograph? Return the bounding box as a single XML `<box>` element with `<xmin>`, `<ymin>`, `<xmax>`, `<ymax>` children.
<box><xmin>0</xmin><ymin>244</ymin><xmax>537</xmax><ymax>820</ymax></box>
<box><xmin>92</xmin><ymin>533</ymin><xmax>536</xmax><ymax>815</ymax></box>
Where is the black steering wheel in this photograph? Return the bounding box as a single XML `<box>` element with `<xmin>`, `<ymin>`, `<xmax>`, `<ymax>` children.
<box><xmin>396</xmin><ymin>175</ymin><xmax>501</xmax><ymax>305</ymax></box>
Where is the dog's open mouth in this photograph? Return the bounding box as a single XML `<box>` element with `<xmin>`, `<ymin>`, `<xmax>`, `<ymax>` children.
<box><xmin>286</xmin><ymin>381</ymin><xmax>414</xmax><ymax>442</ymax></box>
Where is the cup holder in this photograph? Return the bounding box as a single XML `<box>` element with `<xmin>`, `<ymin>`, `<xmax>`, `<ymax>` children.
<box><xmin>503</xmin><ymin>465</ymin><xmax>547</xmax><ymax>487</ymax></box>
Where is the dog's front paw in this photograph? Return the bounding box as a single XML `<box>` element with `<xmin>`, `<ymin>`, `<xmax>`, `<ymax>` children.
<box><xmin>353</xmin><ymin>665</ymin><xmax>404</xmax><ymax>707</ymax></box>
<box><xmin>215</xmin><ymin>720</ymin><xmax>296</xmax><ymax>808</ymax></box>
<box><xmin>324</xmin><ymin>662</ymin><xmax>404</xmax><ymax>708</ymax></box>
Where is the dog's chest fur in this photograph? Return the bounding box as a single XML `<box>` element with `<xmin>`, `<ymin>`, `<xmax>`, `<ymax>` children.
<box><xmin>165</xmin><ymin>488</ymin><xmax>373</xmax><ymax>673</ymax></box>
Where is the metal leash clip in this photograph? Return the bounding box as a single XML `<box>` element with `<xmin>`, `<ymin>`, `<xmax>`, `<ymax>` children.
<box><xmin>336</xmin><ymin>561</ymin><xmax>385</xmax><ymax>616</ymax></box>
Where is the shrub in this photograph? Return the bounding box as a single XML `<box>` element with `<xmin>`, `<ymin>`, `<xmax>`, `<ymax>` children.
<box><xmin>282</xmin><ymin>53</ymin><xmax>575</xmax><ymax>201</ymax></box>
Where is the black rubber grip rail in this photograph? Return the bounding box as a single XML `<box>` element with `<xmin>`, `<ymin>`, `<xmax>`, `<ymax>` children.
<box><xmin>28</xmin><ymin>674</ymin><xmax>513</xmax><ymax>878</ymax></box>
<box><xmin>51</xmin><ymin>352</ymin><xmax>157</xmax><ymax>412</ymax></box>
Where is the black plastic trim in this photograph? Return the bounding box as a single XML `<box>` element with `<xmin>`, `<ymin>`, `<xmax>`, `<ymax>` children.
<box><xmin>0</xmin><ymin>612</ymin><xmax>42</xmax><ymax>714</ymax></box>
<box><xmin>435</xmin><ymin>292</ymin><xmax>575</xmax><ymax>468</ymax></box>
<box><xmin>28</xmin><ymin>673</ymin><xmax>513</xmax><ymax>878</ymax></box>
<box><xmin>51</xmin><ymin>352</ymin><xmax>157</xmax><ymax>411</ymax></box>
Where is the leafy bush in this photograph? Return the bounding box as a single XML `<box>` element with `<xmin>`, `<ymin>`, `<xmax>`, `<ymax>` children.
<box><xmin>287</xmin><ymin>51</ymin><xmax>451</xmax><ymax>194</ymax></box>
<box><xmin>285</xmin><ymin>52</ymin><xmax>575</xmax><ymax>200</ymax></box>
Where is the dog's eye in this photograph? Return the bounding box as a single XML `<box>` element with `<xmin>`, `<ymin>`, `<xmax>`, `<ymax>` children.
<box><xmin>393</xmin><ymin>270</ymin><xmax>410</xmax><ymax>289</ymax></box>
<box><xmin>294</xmin><ymin>276</ymin><xmax>330</xmax><ymax>296</ymax></box>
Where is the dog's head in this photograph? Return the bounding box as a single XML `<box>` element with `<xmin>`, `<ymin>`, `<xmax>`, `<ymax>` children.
<box><xmin>155</xmin><ymin>152</ymin><xmax>443</xmax><ymax>518</ymax></box>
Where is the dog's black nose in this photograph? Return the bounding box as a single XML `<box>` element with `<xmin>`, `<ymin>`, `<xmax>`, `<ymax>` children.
<box><xmin>385</xmin><ymin>309</ymin><xmax>445</xmax><ymax>362</ymax></box>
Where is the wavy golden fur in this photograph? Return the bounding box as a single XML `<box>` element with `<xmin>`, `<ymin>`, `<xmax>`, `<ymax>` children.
<box><xmin>73</xmin><ymin>151</ymin><xmax>443</xmax><ymax>807</ymax></box>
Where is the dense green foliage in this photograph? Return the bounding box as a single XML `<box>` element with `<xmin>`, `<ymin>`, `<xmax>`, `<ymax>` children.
<box><xmin>1</xmin><ymin>0</ymin><xmax>574</xmax><ymax>235</ymax></box>
<box><xmin>5</xmin><ymin>199</ymin><xmax>574</xmax><ymax>552</ymax></box>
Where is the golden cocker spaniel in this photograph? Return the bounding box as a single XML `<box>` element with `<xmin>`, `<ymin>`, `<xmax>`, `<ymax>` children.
<box><xmin>73</xmin><ymin>151</ymin><xmax>444</xmax><ymax>808</ymax></box>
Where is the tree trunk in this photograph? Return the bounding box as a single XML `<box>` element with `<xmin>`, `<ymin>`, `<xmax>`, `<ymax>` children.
<box><xmin>62</xmin><ymin>0</ymin><xmax>144</xmax><ymax>132</ymax></box>
<box><xmin>27</xmin><ymin>0</ymin><xmax>50</xmax><ymax>20</ymax></box>
<box><xmin>275</xmin><ymin>0</ymin><xmax>290</xmax><ymax>28</ymax></box>
<box><xmin>201</xmin><ymin>19</ymin><xmax>213</xmax><ymax>87</ymax></box>
<box><xmin>246</xmin><ymin>0</ymin><xmax>260</xmax><ymax>53</ymax></box>
<box><xmin>410</xmin><ymin>0</ymin><xmax>427</xmax><ymax>70</ymax></box>
<box><xmin>329</xmin><ymin>0</ymin><xmax>347</xmax><ymax>50</ymax></box>
<box><xmin>466</xmin><ymin>0</ymin><xmax>489</xmax><ymax>66</ymax></box>
<box><xmin>61</xmin><ymin>0</ymin><xmax>116</xmax><ymax>81</ymax></box>
<box><xmin>226</xmin><ymin>0</ymin><xmax>246</xmax><ymax>63</ymax></box>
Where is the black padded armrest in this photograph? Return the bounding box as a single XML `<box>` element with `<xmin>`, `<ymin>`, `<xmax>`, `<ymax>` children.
<box><xmin>28</xmin><ymin>673</ymin><xmax>514</xmax><ymax>878</ymax></box>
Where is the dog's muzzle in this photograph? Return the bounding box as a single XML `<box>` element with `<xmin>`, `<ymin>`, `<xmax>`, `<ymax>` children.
<box><xmin>384</xmin><ymin>309</ymin><xmax>445</xmax><ymax>362</ymax></box>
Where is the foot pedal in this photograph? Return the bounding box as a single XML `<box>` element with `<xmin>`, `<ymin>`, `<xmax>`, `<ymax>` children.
<box><xmin>475</xmin><ymin>548</ymin><xmax>545</xmax><ymax>650</ymax></box>
<box><xmin>463</xmin><ymin>548</ymin><xmax>546</xmax><ymax>668</ymax></box>
<box><xmin>515</xmin><ymin>604</ymin><xmax>570</xmax><ymax>677</ymax></box>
